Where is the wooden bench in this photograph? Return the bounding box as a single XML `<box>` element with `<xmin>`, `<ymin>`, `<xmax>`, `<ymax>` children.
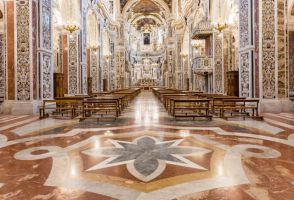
<box><xmin>80</xmin><ymin>98</ymin><xmax>120</xmax><ymax>121</ymax></box>
<box><xmin>220</xmin><ymin>99</ymin><xmax>263</xmax><ymax>120</ymax></box>
<box><xmin>171</xmin><ymin>98</ymin><xmax>212</xmax><ymax>120</ymax></box>
<box><xmin>39</xmin><ymin>99</ymin><xmax>82</xmax><ymax>119</ymax></box>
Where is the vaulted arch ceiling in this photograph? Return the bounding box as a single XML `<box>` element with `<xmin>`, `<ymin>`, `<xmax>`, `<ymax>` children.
<box><xmin>122</xmin><ymin>0</ymin><xmax>171</xmax><ymax>19</ymax></box>
<box><xmin>120</xmin><ymin>0</ymin><xmax>172</xmax><ymax>11</ymax></box>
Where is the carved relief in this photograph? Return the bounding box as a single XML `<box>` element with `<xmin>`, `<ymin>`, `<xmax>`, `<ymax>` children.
<box><xmin>262</xmin><ymin>0</ymin><xmax>276</xmax><ymax>98</ymax></box>
<box><xmin>213</xmin><ymin>34</ymin><xmax>223</xmax><ymax>94</ymax></box>
<box><xmin>277</xmin><ymin>0</ymin><xmax>286</xmax><ymax>98</ymax></box>
<box><xmin>81</xmin><ymin>2</ymin><xmax>88</xmax><ymax>94</ymax></box>
<box><xmin>239</xmin><ymin>0</ymin><xmax>249</xmax><ymax>49</ymax></box>
<box><xmin>240</xmin><ymin>52</ymin><xmax>250</xmax><ymax>97</ymax></box>
<box><xmin>41</xmin><ymin>54</ymin><xmax>52</xmax><ymax>99</ymax></box>
<box><xmin>16</xmin><ymin>0</ymin><xmax>31</xmax><ymax>100</ymax></box>
<box><xmin>41</xmin><ymin>0</ymin><xmax>52</xmax><ymax>50</ymax></box>
<box><xmin>40</xmin><ymin>0</ymin><xmax>53</xmax><ymax>99</ymax></box>
<box><xmin>90</xmin><ymin>51</ymin><xmax>99</xmax><ymax>93</ymax></box>
<box><xmin>68</xmin><ymin>34</ymin><xmax>79</xmax><ymax>95</ymax></box>
<box><xmin>0</xmin><ymin>34</ymin><xmax>4</xmax><ymax>98</ymax></box>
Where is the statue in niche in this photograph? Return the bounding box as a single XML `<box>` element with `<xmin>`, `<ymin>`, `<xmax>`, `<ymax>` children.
<box><xmin>143</xmin><ymin>33</ymin><xmax>150</xmax><ymax>45</ymax></box>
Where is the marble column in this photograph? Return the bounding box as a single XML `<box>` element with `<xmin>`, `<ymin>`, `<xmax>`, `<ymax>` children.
<box><xmin>1</xmin><ymin>0</ymin><xmax>54</xmax><ymax>114</ymax></box>
<box><xmin>238</xmin><ymin>0</ymin><xmax>255</xmax><ymax>98</ymax></box>
<box><xmin>67</xmin><ymin>33</ymin><xmax>79</xmax><ymax>95</ymax></box>
<box><xmin>213</xmin><ymin>32</ymin><xmax>224</xmax><ymax>94</ymax></box>
<box><xmin>38</xmin><ymin>0</ymin><xmax>53</xmax><ymax>100</ymax></box>
<box><xmin>0</xmin><ymin>33</ymin><xmax>5</xmax><ymax>99</ymax></box>
<box><xmin>89</xmin><ymin>49</ymin><xmax>100</xmax><ymax>93</ymax></box>
<box><xmin>80</xmin><ymin>1</ymin><xmax>88</xmax><ymax>95</ymax></box>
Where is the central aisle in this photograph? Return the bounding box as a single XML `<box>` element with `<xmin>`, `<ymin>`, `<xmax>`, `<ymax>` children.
<box><xmin>121</xmin><ymin>90</ymin><xmax>170</xmax><ymax>125</ymax></box>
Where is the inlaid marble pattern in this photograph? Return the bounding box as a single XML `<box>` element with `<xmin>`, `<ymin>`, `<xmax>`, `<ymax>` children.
<box><xmin>240</xmin><ymin>52</ymin><xmax>250</xmax><ymax>97</ymax></box>
<box><xmin>0</xmin><ymin>92</ymin><xmax>294</xmax><ymax>199</ymax></box>
<box><xmin>0</xmin><ymin>34</ymin><xmax>5</xmax><ymax>98</ymax></box>
<box><xmin>90</xmin><ymin>50</ymin><xmax>99</xmax><ymax>93</ymax></box>
<box><xmin>262</xmin><ymin>0</ymin><xmax>276</xmax><ymax>99</ymax></box>
<box><xmin>68</xmin><ymin>34</ymin><xmax>79</xmax><ymax>95</ymax></box>
<box><xmin>277</xmin><ymin>0</ymin><xmax>287</xmax><ymax>98</ymax></box>
<box><xmin>16</xmin><ymin>0</ymin><xmax>31</xmax><ymax>101</ymax></box>
<box><xmin>239</xmin><ymin>0</ymin><xmax>250</xmax><ymax>49</ymax></box>
<box><xmin>40</xmin><ymin>0</ymin><xmax>53</xmax><ymax>99</ymax></box>
<box><xmin>213</xmin><ymin>33</ymin><xmax>223</xmax><ymax>94</ymax></box>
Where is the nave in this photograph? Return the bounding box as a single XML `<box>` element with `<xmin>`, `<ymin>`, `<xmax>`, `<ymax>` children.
<box><xmin>0</xmin><ymin>91</ymin><xmax>294</xmax><ymax>199</ymax></box>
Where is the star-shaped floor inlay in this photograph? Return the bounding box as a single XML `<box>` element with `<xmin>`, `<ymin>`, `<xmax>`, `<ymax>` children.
<box><xmin>82</xmin><ymin>136</ymin><xmax>211</xmax><ymax>182</ymax></box>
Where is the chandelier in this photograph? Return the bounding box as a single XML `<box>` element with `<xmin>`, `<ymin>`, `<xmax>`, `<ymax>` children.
<box><xmin>213</xmin><ymin>0</ymin><xmax>228</xmax><ymax>33</ymax></box>
<box><xmin>64</xmin><ymin>24</ymin><xmax>80</xmax><ymax>33</ymax></box>
<box><xmin>63</xmin><ymin>0</ymin><xmax>80</xmax><ymax>33</ymax></box>
<box><xmin>88</xmin><ymin>43</ymin><xmax>100</xmax><ymax>51</ymax></box>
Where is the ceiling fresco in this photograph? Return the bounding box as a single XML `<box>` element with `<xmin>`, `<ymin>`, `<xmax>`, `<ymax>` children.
<box><xmin>133</xmin><ymin>0</ymin><xmax>160</xmax><ymax>13</ymax></box>
<box><xmin>135</xmin><ymin>18</ymin><xmax>157</xmax><ymax>30</ymax></box>
<box><xmin>120</xmin><ymin>0</ymin><xmax>172</xmax><ymax>12</ymax></box>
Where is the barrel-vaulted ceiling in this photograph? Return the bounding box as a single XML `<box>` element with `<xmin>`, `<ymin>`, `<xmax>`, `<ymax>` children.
<box><xmin>120</xmin><ymin>0</ymin><xmax>172</xmax><ymax>12</ymax></box>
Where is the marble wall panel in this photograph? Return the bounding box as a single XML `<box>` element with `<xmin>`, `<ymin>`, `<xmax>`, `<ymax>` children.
<box><xmin>240</xmin><ymin>52</ymin><xmax>250</xmax><ymax>97</ymax></box>
<box><xmin>90</xmin><ymin>50</ymin><xmax>99</xmax><ymax>93</ymax></box>
<box><xmin>81</xmin><ymin>2</ymin><xmax>88</xmax><ymax>94</ymax></box>
<box><xmin>254</xmin><ymin>0</ymin><xmax>260</xmax><ymax>97</ymax></box>
<box><xmin>68</xmin><ymin>34</ymin><xmax>79</xmax><ymax>95</ymax></box>
<box><xmin>239</xmin><ymin>0</ymin><xmax>253</xmax><ymax>98</ymax></box>
<box><xmin>7</xmin><ymin>1</ymin><xmax>15</xmax><ymax>100</ymax></box>
<box><xmin>261</xmin><ymin>0</ymin><xmax>276</xmax><ymax>99</ymax></box>
<box><xmin>39</xmin><ymin>0</ymin><xmax>53</xmax><ymax>99</ymax></box>
<box><xmin>16</xmin><ymin>0</ymin><xmax>31</xmax><ymax>101</ymax></box>
<box><xmin>213</xmin><ymin>34</ymin><xmax>223</xmax><ymax>94</ymax></box>
<box><xmin>239</xmin><ymin>0</ymin><xmax>250</xmax><ymax>49</ymax></box>
<box><xmin>277</xmin><ymin>0</ymin><xmax>287</xmax><ymax>98</ymax></box>
<box><xmin>32</xmin><ymin>0</ymin><xmax>37</xmax><ymax>100</ymax></box>
<box><xmin>0</xmin><ymin>34</ymin><xmax>4</xmax><ymax>98</ymax></box>
<box><xmin>62</xmin><ymin>35</ymin><xmax>68</xmax><ymax>94</ymax></box>
<box><xmin>289</xmin><ymin>32</ymin><xmax>294</xmax><ymax>94</ymax></box>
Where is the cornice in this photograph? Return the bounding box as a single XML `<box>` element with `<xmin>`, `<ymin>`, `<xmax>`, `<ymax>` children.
<box><xmin>96</xmin><ymin>0</ymin><xmax>121</xmax><ymax>28</ymax></box>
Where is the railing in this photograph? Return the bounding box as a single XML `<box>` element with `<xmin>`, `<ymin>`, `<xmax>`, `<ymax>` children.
<box><xmin>192</xmin><ymin>19</ymin><xmax>213</xmax><ymax>39</ymax></box>
<box><xmin>192</xmin><ymin>56</ymin><xmax>213</xmax><ymax>74</ymax></box>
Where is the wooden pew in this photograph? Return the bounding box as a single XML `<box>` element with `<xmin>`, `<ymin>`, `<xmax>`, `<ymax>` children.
<box><xmin>171</xmin><ymin>98</ymin><xmax>212</xmax><ymax>120</ymax></box>
<box><xmin>220</xmin><ymin>99</ymin><xmax>262</xmax><ymax>120</ymax></box>
<box><xmin>80</xmin><ymin>98</ymin><xmax>120</xmax><ymax>121</ymax></box>
<box><xmin>39</xmin><ymin>99</ymin><xmax>82</xmax><ymax>119</ymax></box>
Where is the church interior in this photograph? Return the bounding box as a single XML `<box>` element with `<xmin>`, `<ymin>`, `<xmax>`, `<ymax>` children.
<box><xmin>0</xmin><ymin>0</ymin><xmax>294</xmax><ymax>199</ymax></box>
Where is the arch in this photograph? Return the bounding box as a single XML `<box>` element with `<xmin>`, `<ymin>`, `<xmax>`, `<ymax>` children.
<box><xmin>61</xmin><ymin>0</ymin><xmax>81</xmax><ymax>25</ymax></box>
<box><xmin>130</xmin><ymin>14</ymin><xmax>166</xmax><ymax>27</ymax></box>
<box><xmin>122</xmin><ymin>0</ymin><xmax>171</xmax><ymax>19</ymax></box>
<box><xmin>87</xmin><ymin>10</ymin><xmax>100</xmax><ymax>48</ymax></box>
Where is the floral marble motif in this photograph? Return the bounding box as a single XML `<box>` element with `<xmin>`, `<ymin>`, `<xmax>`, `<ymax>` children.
<box><xmin>0</xmin><ymin>34</ymin><xmax>5</xmax><ymax>98</ymax></box>
<box><xmin>90</xmin><ymin>50</ymin><xmax>99</xmax><ymax>93</ymax></box>
<box><xmin>0</xmin><ymin>92</ymin><xmax>294</xmax><ymax>199</ymax></box>
<box><xmin>16</xmin><ymin>0</ymin><xmax>31</xmax><ymax>100</ymax></box>
<box><xmin>213</xmin><ymin>33</ymin><xmax>223</xmax><ymax>94</ymax></box>
<box><xmin>240</xmin><ymin>52</ymin><xmax>250</xmax><ymax>97</ymax></box>
<box><xmin>68</xmin><ymin>34</ymin><xmax>79</xmax><ymax>95</ymax></box>
<box><xmin>262</xmin><ymin>0</ymin><xmax>276</xmax><ymax>98</ymax></box>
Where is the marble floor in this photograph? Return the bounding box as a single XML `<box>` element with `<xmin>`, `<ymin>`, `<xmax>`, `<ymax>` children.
<box><xmin>1</xmin><ymin>91</ymin><xmax>294</xmax><ymax>199</ymax></box>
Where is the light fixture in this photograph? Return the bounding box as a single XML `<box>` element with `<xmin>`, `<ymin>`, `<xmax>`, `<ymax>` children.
<box><xmin>213</xmin><ymin>0</ymin><xmax>228</xmax><ymax>33</ymax></box>
<box><xmin>88</xmin><ymin>43</ymin><xmax>100</xmax><ymax>51</ymax></box>
<box><xmin>104</xmin><ymin>53</ymin><xmax>112</xmax><ymax>62</ymax></box>
<box><xmin>192</xmin><ymin>44</ymin><xmax>201</xmax><ymax>49</ymax></box>
<box><xmin>63</xmin><ymin>1</ymin><xmax>80</xmax><ymax>33</ymax></box>
<box><xmin>64</xmin><ymin>24</ymin><xmax>80</xmax><ymax>33</ymax></box>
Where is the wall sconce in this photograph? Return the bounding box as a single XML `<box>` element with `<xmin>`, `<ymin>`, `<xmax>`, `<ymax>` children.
<box><xmin>88</xmin><ymin>43</ymin><xmax>100</xmax><ymax>52</ymax></box>
<box><xmin>104</xmin><ymin>54</ymin><xmax>112</xmax><ymax>62</ymax></box>
<box><xmin>64</xmin><ymin>24</ymin><xmax>80</xmax><ymax>33</ymax></box>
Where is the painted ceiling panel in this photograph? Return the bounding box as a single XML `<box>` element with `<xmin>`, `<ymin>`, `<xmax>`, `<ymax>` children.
<box><xmin>120</xmin><ymin>0</ymin><xmax>172</xmax><ymax>11</ymax></box>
